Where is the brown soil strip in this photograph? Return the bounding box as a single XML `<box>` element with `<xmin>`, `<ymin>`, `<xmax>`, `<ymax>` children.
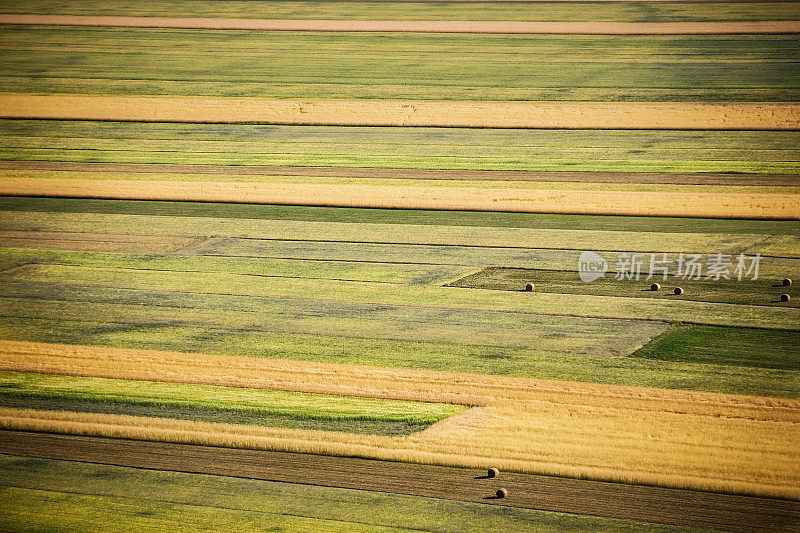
<box><xmin>2</xmin><ymin>95</ymin><xmax>798</xmax><ymax>130</ymax></box>
<box><xmin>2</xmin><ymin>176</ymin><xmax>798</xmax><ymax>219</ymax></box>
<box><xmin>1</xmin><ymin>431</ymin><xmax>797</xmax><ymax>533</ymax></box>
<box><xmin>1</xmin><ymin>15</ymin><xmax>798</xmax><ymax>34</ymax></box>
<box><xmin>2</xmin><ymin>161</ymin><xmax>796</xmax><ymax>187</ymax></box>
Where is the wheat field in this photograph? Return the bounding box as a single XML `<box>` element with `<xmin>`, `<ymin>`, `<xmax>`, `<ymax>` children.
<box><xmin>1</xmin><ymin>340</ymin><xmax>797</xmax><ymax>499</ymax></box>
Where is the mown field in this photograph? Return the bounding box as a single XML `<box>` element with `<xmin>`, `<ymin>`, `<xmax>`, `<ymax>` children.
<box><xmin>0</xmin><ymin>454</ymin><xmax>709</xmax><ymax>533</ymax></box>
<box><xmin>0</xmin><ymin>27</ymin><xmax>798</xmax><ymax>101</ymax></box>
<box><xmin>2</xmin><ymin>121</ymin><xmax>799</xmax><ymax>174</ymax></box>
<box><xmin>2</xmin><ymin>0</ymin><xmax>799</xmax><ymax>23</ymax></box>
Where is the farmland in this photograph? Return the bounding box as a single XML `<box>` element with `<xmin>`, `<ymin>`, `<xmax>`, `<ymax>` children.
<box><xmin>0</xmin><ymin>0</ymin><xmax>799</xmax><ymax>530</ymax></box>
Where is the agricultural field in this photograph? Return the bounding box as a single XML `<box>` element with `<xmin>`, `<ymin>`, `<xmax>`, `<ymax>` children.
<box><xmin>0</xmin><ymin>0</ymin><xmax>799</xmax><ymax>531</ymax></box>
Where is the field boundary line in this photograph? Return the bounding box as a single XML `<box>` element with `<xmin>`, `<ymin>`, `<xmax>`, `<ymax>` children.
<box><xmin>1</xmin><ymin>15</ymin><xmax>799</xmax><ymax>34</ymax></box>
<box><xmin>2</xmin><ymin>177</ymin><xmax>798</xmax><ymax>219</ymax></box>
<box><xmin>1</xmin><ymin>96</ymin><xmax>799</xmax><ymax>130</ymax></box>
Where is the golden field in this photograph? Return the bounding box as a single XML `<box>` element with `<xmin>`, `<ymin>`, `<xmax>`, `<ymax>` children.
<box><xmin>2</xmin><ymin>177</ymin><xmax>799</xmax><ymax>219</ymax></box>
<box><xmin>1</xmin><ymin>340</ymin><xmax>797</xmax><ymax>499</ymax></box>
<box><xmin>1</xmin><ymin>95</ymin><xmax>799</xmax><ymax>129</ymax></box>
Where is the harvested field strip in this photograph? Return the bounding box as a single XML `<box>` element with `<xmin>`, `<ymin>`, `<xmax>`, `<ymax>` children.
<box><xmin>0</xmin><ymin>341</ymin><xmax>798</xmax><ymax>498</ymax></box>
<box><xmin>5</xmin><ymin>263</ymin><xmax>799</xmax><ymax>330</ymax></box>
<box><xmin>0</xmin><ymin>285</ymin><xmax>669</xmax><ymax>354</ymax></box>
<box><xmin>0</xmin><ymin>211</ymin><xmax>780</xmax><ymax>254</ymax></box>
<box><xmin>2</xmin><ymin>0</ymin><xmax>799</xmax><ymax>23</ymax></box>
<box><xmin>6</xmin><ymin>170</ymin><xmax>799</xmax><ymax>196</ymax></box>
<box><xmin>3</xmin><ymin>161</ymin><xmax>799</xmax><ymax>187</ymax></box>
<box><xmin>0</xmin><ymin>249</ymin><xmax>472</xmax><ymax>285</ymax></box>
<box><xmin>2</xmin><ymin>243</ymin><xmax>799</xmax><ymax>281</ymax></box>
<box><xmin>0</xmin><ymin>371</ymin><xmax>466</xmax><ymax>435</ymax></box>
<box><xmin>449</xmin><ymin>267</ymin><xmax>800</xmax><ymax>307</ymax></box>
<box><xmin>0</xmin><ymin>230</ymin><xmax>196</xmax><ymax>253</ymax></box>
<box><xmin>4</xmin><ymin>196</ymin><xmax>799</xmax><ymax>236</ymax></box>
<box><xmin>3</xmin><ymin>15</ymin><xmax>800</xmax><ymax>34</ymax></box>
<box><xmin>1</xmin><ymin>30</ymin><xmax>797</xmax><ymax>102</ymax></box>
<box><xmin>4</xmin><ymin>177</ymin><xmax>798</xmax><ymax>219</ymax></box>
<box><xmin>3</xmin><ymin>122</ymin><xmax>798</xmax><ymax>174</ymax></box>
<box><xmin>3</xmin><ymin>444</ymin><xmax>797</xmax><ymax>533</ymax></box>
<box><xmin>0</xmin><ymin>455</ymin><xmax>713</xmax><ymax>533</ymax></box>
<box><xmin>1</xmin><ymin>96</ymin><xmax>798</xmax><ymax>130</ymax></box>
<box><xmin>3</xmin><ymin>317</ymin><xmax>798</xmax><ymax>398</ymax></box>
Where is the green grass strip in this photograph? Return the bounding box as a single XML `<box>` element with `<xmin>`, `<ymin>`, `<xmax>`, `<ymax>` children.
<box><xmin>2</xmin><ymin>196</ymin><xmax>799</xmax><ymax>235</ymax></box>
<box><xmin>633</xmin><ymin>324</ymin><xmax>800</xmax><ymax>371</ymax></box>
<box><xmin>2</xmin><ymin>121</ymin><xmax>799</xmax><ymax>173</ymax></box>
<box><xmin>0</xmin><ymin>29</ymin><xmax>798</xmax><ymax>101</ymax></box>
<box><xmin>0</xmin><ymin>371</ymin><xmax>467</xmax><ymax>434</ymax></box>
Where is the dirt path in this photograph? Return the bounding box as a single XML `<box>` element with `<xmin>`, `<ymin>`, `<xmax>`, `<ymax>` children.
<box><xmin>1</xmin><ymin>15</ymin><xmax>798</xmax><ymax>34</ymax></box>
<box><xmin>1</xmin><ymin>431</ymin><xmax>797</xmax><ymax>533</ymax></box>
<box><xmin>2</xmin><ymin>95</ymin><xmax>799</xmax><ymax>130</ymax></box>
<box><xmin>3</xmin><ymin>161</ymin><xmax>797</xmax><ymax>186</ymax></box>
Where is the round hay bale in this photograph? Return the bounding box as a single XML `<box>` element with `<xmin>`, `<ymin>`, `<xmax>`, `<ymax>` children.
<box><xmin>783</xmin><ymin>278</ymin><xmax>792</xmax><ymax>287</ymax></box>
<box><xmin>651</xmin><ymin>283</ymin><xmax>661</xmax><ymax>291</ymax></box>
<box><xmin>496</xmin><ymin>488</ymin><xmax>508</xmax><ymax>499</ymax></box>
<box><xmin>525</xmin><ymin>283</ymin><xmax>534</xmax><ymax>292</ymax></box>
<box><xmin>781</xmin><ymin>293</ymin><xmax>791</xmax><ymax>302</ymax></box>
<box><xmin>487</xmin><ymin>467</ymin><xmax>499</xmax><ymax>478</ymax></box>
<box><xmin>674</xmin><ymin>287</ymin><xmax>684</xmax><ymax>295</ymax></box>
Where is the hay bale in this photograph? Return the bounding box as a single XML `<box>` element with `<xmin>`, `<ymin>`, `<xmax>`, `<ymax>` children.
<box><xmin>651</xmin><ymin>283</ymin><xmax>661</xmax><ymax>291</ymax></box>
<box><xmin>525</xmin><ymin>283</ymin><xmax>534</xmax><ymax>291</ymax></box>
<box><xmin>781</xmin><ymin>293</ymin><xmax>791</xmax><ymax>302</ymax></box>
<box><xmin>496</xmin><ymin>488</ymin><xmax>508</xmax><ymax>499</ymax></box>
<box><xmin>783</xmin><ymin>278</ymin><xmax>792</xmax><ymax>287</ymax></box>
<box><xmin>487</xmin><ymin>467</ymin><xmax>499</xmax><ymax>478</ymax></box>
<box><xmin>674</xmin><ymin>287</ymin><xmax>684</xmax><ymax>295</ymax></box>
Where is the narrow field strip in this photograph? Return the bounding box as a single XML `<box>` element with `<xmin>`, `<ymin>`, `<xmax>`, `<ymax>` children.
<box><xmin>0</xmin><ymin>211</ymin><xmax>785</xmax><ymax>254</ymax></box>
<box><xmin>2</xmin><ymin>15</ymin><xmax>799</xmax><ymax>34</ymax></box>
<box><xmin>2</xmin><ymin>161</ymin><xmax>798</xmax><ymax>187</ymax></box>
<box><xmin>4</xmin><ymin>196</ymin><xmax>798</xmax><ymax>236</ymax></box>
<box><xmin>4</xmin><ymin>263</ymin><xmax>799</xmax><ymax>329</ymax></box>
<box><xmin>0</xmin><ymin>341</ymin><xmax>797</xmax><ymax>499</ymax></box>
<box><xmin>0</xmin><ymin>371</ymin><xmax>466</xmax><ymax>435</ymax></box>
<box><xmin>2</xmin><ymin>96</ymin><xmax>798</xmax><ymax>129</ymax></box>
<box><xmin>0</xmin><ymin>454</ymin><xmax>730</xmax><ymax>533</ymax></box>
<box><xmin>3</xmin><ymin>123</ymin><xmax>796</xmax><ymax>174</ymax></box>
<box><xmin>4</xmin><ymin>0</ymin><xmax>800</xmax><ymax>24</ymax></box>
<box><xmin>2</xmin><ymin>176</ymin><xmax>798</xmax><ymax>219</ymax></box>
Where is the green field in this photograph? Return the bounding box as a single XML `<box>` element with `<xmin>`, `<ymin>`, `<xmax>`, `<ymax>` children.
<box><xmin>0</xmin><ymin>455</ymin><xmax>701</xmax><ymax>533</ymax></box>
<box><xmin>0</xmin><ymin>371</ymin><xmax>466</xmax><ymax>435</ymax></box>
<box><xmin>634</xmin><ymin>324</ymin><xmax>800</xmax><ymax>371</ymax></box>
<box><xmin>0</xmin><ymin>28</ymin><xmax>798</xmax><ymax>102</ymax></box>
<box><xmin>4</xmin><ymin>197</ymin><xmax>800</xmax><ymax>235</ymax></box>
<box><xmin>3</xmin><ymin>121</ymin><xmax>798</xmax><ymax>174</ymax></box>
<box><xmin>2</xmin><ymin>0</ymin><xmax>799</xmax><ymax>22</ymax></box>
<box><xmin>450</xmin><ymin>267</ymin><xmax>800</xmax><ymax>307</ymax></box>
<box><xmin>1</xmin><ymin>199</ymin><xmax>799</xmax><ymax>398</ymax></box>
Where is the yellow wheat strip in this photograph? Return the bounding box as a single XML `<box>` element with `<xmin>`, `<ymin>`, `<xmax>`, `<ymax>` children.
<box><xmin>1</xmin><ymin>15</ymin><xmax>799</xmax><ymax>34</ymax></box>
<box><xmin>1</xmin><ymin>341</ymin><xmax>797</xmax><ymax>498</ymax></box>
<box><xmin>0</xmin><ymin>95</ymin><xmax>798</xmax><ymax>129</ymax></box>
<box><xmin>2</xmin><ymin>178</ymin><xmax>798</xmax><ymax>219</ymax></box>
<box><xmin>0</xmin><ymin>406</ymin><xmax>796</xmax><ymax>499</ymax></box>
